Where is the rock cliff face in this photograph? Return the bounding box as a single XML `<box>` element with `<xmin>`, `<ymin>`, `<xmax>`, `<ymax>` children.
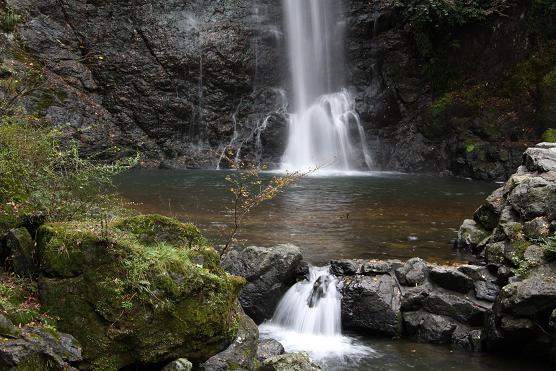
<box><xmin>2</xmin><ymin>0</ymin><xmax>555</xmax><ymax>178</ymax></box>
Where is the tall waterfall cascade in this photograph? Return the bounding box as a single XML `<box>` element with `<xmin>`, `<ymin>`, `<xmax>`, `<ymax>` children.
<box><xmin>259</xmin><ymin>266</ymin><xmax>374</xmax><ymax>365</ymax></box>
<box><xmin>280</xmin><ymin>0</ymin><xmax>372</xmax><ymax>173</ymax></box>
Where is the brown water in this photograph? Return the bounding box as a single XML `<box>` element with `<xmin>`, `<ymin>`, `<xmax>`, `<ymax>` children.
<box><xmin>117</xmin><ymin>169</ymin><xmax>498</xmax><ymax>264</ymax></box>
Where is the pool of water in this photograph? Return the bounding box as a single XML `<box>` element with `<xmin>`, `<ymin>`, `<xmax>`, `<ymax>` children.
<box><xmin>116</xmin><ymin>169</ymin><xmax>549</xmax><ymax>370</ymax></box>
<box><xmin>117</xmin><ymin>169</ymin><xmax>498</xmax><ymax>264</ymax></box>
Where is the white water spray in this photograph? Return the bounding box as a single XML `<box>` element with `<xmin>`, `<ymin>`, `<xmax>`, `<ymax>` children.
<box><xmin>259</xmin><ymin>267</ymin><xmax>375</xmax><ymax>365</ymax></box>
<box><xmin>280</xmin><ymin>0</ymin><xmax>372</xmax><ymax>173</ymax></box>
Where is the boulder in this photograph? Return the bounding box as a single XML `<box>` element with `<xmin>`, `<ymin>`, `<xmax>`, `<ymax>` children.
<box><xmin>395</xmin><ymin>258</ymin><xmax>428</xmax><ymax>286</ymax></box>
<box><xmin>474</xmin><ymin>281</ymin><xmax>500</xmax><ymax>302</ymax></box>
<box><xmin>522</xmin><ymin>145</ymin><xmax>556</xmax><ymax>173</ymax></box>
<box><xmin>422</xmin><ymin>292</ymin><xmax>488</xmax><ymax>326</ymax></box>
<box><xmin>341</xmin><ymin>274</ymin><xmax>402</xmax><ymax>336</ymax></box>
<box><xmin>0</xmin><ymin>326</ymin><xmax>82</xmax><ymax>371</ymax></box>
<box><xmin>523</xmin><ymin>217</ymin><xmax>551</xmax><ymax>240</ymax></box>
<box><xmin>401</xmin><ymin>285</ymin><xmax>431</xmax><ymax>311</ymax></box>
<box><xmin>429</xmin><ymin>266</ymin><xmax>474</xmax><ymax>294</ymax></box>
<box><xmin>200</xmin><ymin>310</ymin><xmax>259</xmax><ymax>371</ymax></box>
<box><xmin>222</xmin><ymin>244</ymin><xmax>303</xmax><ymax>322</ymax></box>
<box><xmin>361</xmin><ymin>260</ymin><xmax>398</xmax><ymax>275</ymax></box>
<box><xmin>456</xmin><ymin>219</ymin><xmax>490</xmax><ymax>250</ymax></box>
<box><xmin>452</xmin><ymin>327</ymin><xmax>483</xmax><ymax>352</ymax></box>
<box><xmin>495</xmin><ymin>264</ymin><xmax>556</xmax><ymax>317</ymax></box>
<box><xmin>260</xmin><ymin>352</ymin><xmax>322</xmax><ymax>371</ymax></box>
<box><xmin>507</xmin><ymin>176</ymin><xmax>556</xmax><ymax>220</ymax></box>
<box><xmin>330</xmin><ymin>259</ymin><xmax>360</xmax><ymax>276</ymax></box>
<box><xmin>37</xmin><ymin>215</ymin><xmax>244</xmax><ymax>370</ymax></box>
<box><xmin>5</xmin><ymin>227</ymin><xmax>35</xmax><ymax>277</ymax></box>
<box><xmin>162</xmin><ymin>359</ymin><xmax>193</xmax><ymax>371</ymax></box>
<box><xmin>0</xmin><ymin>314</ymin><xmax>20</xmax><ymax>339</ymax></box>
<box><xmin>473</xmin><ymin>187</ymin><xmax>505</xmax><ymax>230</ymax></box>
<box><xmin>402</xmin><ymin>311</ymin><xmax>458</xmax><ymax>344</ymax></box>
<box><xmin>256</xmin><ymin>339</ymin><xmax>285</xmax><ymax>362</ymax></box>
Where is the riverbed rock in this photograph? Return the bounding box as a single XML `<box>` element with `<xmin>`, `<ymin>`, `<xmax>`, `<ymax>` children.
<box><xmin>341</xmin><ymin>274</ymin><xmax>402</xmax><ymax>336</ymax></box>
<box><xmin>429</xmin><ymin>266</ymin><xmax>474</xmax><ymax>294</ymax></box>
<box><xmin>402</xmin><ymin>311</ymin><xmax>459</xmax><ymax>344</ymax></box>
<box><xmin>395</xmin><ymin>258</ymin><xmax>429</xmax><ymax>286</ymax></box>
<box><xmin>37</xmin><ymin>215</ymin><xmax>244</xmax><ymax>370</ymax></box>
<box><xmin>456</xmin><ymin>220</ymin><xmax>491</xmax><ymax>250</ymax></box>
<box><xmin>162</xmin><ymin>359</ymin><xmax>193</xmax><ymax>371</ymax></box>
<box><xmin>260</xmin><ymin>352</ymin><xmax>322</xmax><ymax>371</ymax></box>
<box><xmin>473</xmin><ymin>187</ymin><xmax>505</xmax><ymax>230</ymax></box>
<box><xmin>200</xmin><ymin>310</ymin><xmax>259</xmax><ymax>371</ymax></box>
<box><xmin>256</xmin><ymin>339</ymin><xmax>285</xmax><ymax>362</ymax></box>
<box><xmin>222</xmin><ymin>244</ymin><xmax>303</xmax><ymax>323</ymax></box>
<box><xmin>0</xmin><ymin>326</ymin><xmax>82</xmax><ymax>371</ymax></box>
<box><xmin>423</xmin><ymin>291</ymin><xmax>488</xmax><ymax>326</ymax></box>
<box><xmin>330</xmin><ymin>259</ymin><xmax>360</xmax><ymax>276</ymax></box>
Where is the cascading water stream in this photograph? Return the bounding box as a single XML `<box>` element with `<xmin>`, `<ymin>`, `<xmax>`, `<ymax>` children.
<box><xmin>259</xmin><ymin>267</ymin><xmax>375</xmax><ymax>367</ymax></box>
<box><xmin>280</xmin><ymin>0</ymin><xmax>372</xmax><ymax>173</ymax></box>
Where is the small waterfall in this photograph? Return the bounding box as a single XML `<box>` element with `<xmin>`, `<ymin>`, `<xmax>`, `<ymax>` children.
<box><xmin>259</xmin><ymin>266</ymin><xmax>375</xmax><ymax>366</ymax></box>
<box><xmin>280</xmin><ymin>0</ymin><xmax>372</xmax><ymax>173</ymax></box>
<box><xmin>270</xmin><ymin>266</ymin><xmax>341</xmax><ymax>336</ymax></box>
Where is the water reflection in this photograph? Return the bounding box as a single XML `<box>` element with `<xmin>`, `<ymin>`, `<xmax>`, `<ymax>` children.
<box><xmin>116</xmin><ymin>169</ymin><xmax>498</xmax><ymax>264</ymax></box>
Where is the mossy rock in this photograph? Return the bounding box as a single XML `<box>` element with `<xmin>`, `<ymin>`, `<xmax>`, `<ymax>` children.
<box><xmin>36</xmin><ymin>215</ymin><xmax>245</xmax><ymax>370</ymax></box>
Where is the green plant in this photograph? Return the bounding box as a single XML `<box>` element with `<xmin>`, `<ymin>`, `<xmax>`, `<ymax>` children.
<box><xmin>220</xmin><ymin>154</ymin><xmax>310</xmax><ymax>257</ymax></box>
<box><xmin>0</xmin><ymin>116</ymin><xmax>138</xmax><ymax>230</ymax></box>
<box><xmin>0</xmin><ymin>9</ymin><xmax>22</xmax><ymax>32</ymax></box>
<box><xmin>542</xmin><ymin>128</ymin><xmax>556</xmax><ymax>142</ymax></box>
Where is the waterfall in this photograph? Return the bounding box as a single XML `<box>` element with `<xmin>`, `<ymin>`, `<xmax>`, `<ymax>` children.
<box><xmin>259</xmin><ymin>266</ymin><xmax>375</xmax><ymax>366</ymax></box>
<box><xmin>280</xmin><ymin>0</ymin><xmax>372</xmax><ymax>173</ymax></box>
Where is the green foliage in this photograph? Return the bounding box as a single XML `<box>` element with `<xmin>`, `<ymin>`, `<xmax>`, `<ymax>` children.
<box><xmin>542</xmin><ymin>128</ymin><xmax>556</xmax><ymax>142</ymax></box>
<box><xmin>0</xmin><ymin>274</ymin><xmax>42</xmax><ymax>326</ymax></box>
<box><xmin>0</xmin><ymin>8</ymin><xmax>21</xmax><ymax>32</ymax></box>
<box><xmin>394</xmin><ymin>0</ymin><xmax>506</xmax><ymax>28</ymax></box>
<box><xmin>543</xmin><ymin>67</ymin><xmax>556</xmax><ymax>88</ymax></box>
<box><xmin>0</xmin><ymin>116</ymin><xmax>137</xmax><ymax>232</ymax></box>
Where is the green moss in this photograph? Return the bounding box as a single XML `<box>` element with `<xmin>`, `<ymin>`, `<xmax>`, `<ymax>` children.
<box><xmin>113</xmin><ymin>214</ymin><xmax>209</xmax><ymax>248</ymax></box>
<box><xmin>542</xmin><ymin>128</ymin><xmax>556</xmax><ymax>142</ymax></box>
<box><xmin>37</xmin><ymin>215</ymin><xmax>245</xmax><ymax>370</ymax></box>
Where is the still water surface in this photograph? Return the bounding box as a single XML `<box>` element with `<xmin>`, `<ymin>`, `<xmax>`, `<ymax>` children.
<box><xmin>117</xmin><ymin>169</ymin><xmax>498</xmax><ymax>264</ymax></box>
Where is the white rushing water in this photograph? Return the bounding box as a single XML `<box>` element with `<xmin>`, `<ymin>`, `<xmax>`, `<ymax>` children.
<box><xmin>259</xmin><ymin>266</ymin><xmax>376</xmax><ymax>367</ymax></box>
<box><xmin>280</xmin><ymin>0</ymin><xmax>372</xmax><ymax>173</ymax></box>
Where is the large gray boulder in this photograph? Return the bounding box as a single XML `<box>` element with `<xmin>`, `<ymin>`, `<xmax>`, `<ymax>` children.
<box><xmin>222</xmin><ymin>245</ymin><xmax>303</xmax><ymax>322</ymax></box>
<box><xmin>341</xmin><ymin>274</ymin><xmax>402</xmax><ymax>336</ymax></box>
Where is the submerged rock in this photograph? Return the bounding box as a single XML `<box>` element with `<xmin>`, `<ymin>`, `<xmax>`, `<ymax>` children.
<box><xmin>222</xmin><ymin>244</ymin><xmax>303</xmax><ymax>323</ymax></box>
<box><xmin>260</xmin><ymin>352</ymin><xmax>322</xmax><ymax>371</ymax></box>
<box><xmin>37</xmin><ymin>214</ymin><xmax>244</xmax><ymax>370</ymax></box>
